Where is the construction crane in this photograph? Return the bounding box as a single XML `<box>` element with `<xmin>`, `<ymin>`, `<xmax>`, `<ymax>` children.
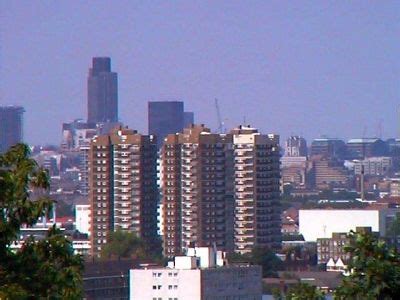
<box><xmin>214</xmin><ymin>98</ymin><xmax>225</xmax><ymax>133</ymax></box>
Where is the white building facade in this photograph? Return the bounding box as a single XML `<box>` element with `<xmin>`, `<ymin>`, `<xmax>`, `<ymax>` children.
<box><xmin>130</xmin><ymin>247</ymin><xmax>262</xmax><ymax>300</ymax></box>
<box><xmin>299</xmin><ymin>209</ymin><xmax>391</xmax><ymax>241</ymax></box>
<box><xmin>75</xmin><ymin>204</ymin><xmax>90</xmax><ymax>235</ymax></box>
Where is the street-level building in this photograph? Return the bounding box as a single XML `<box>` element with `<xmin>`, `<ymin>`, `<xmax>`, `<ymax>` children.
<box><xmin>299</xmin><ymin>208</ymin><xmax>398</xmax><ymax>242</ymax></box>
<box><xmin>129</xmin><ymin>247</ymin><xmax>262</xmax><ymax>300</ymax></box>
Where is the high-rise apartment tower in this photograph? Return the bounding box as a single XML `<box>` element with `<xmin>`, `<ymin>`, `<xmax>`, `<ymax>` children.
<box><xmin>89</xmin><ymin>126</ymin><xmax>158</xmax><ymax>257</ymax></box>
<box><xmin>161</xmin><ymin>125</ymin><xmax>234</xmax><ymax>257</ymax></box>
<box><xmin>231</xmin><ymin>126</ymin><xmax>281</xmax><ymax>254</ymax></box>
<box><xmin>161</xmin><ymin>124</ymin><xmax>281</xmax><ymax>256</ymax></box>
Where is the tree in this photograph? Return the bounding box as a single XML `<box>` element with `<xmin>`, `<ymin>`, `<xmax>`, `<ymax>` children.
<box><xmin>387</xmin><ymin>213</ymin><xmax>400</xmax><ymax>249</ymax></box>
<box><xmin>272</xmin><ymin>283</ymin><xmax>325</xmax><ymax>300</ymax></box>
<box><xmin>285</xmin><ymin>283</ymin><xmax>325</xmax><ymax>300</ymax></box>
<box><xmin>101</xmin><ymin>229</ymin><xmax>162</xmax><ymax>260</ymax></box>
<box><xmin>251</xmin><ymin>246</ymin><xmax>284</xmax><ymax>277</ymax></box>
<box><xmin>0</xmin><ymin>144</ymin><xmax>83</xmax><ymax>298</ymax></box>
<box><xmin>101</xmin><ymin>230</ymin><xmax>146</xmax><ymax>259</ymax></box>
<box><xmin>334</xmin><ymin>230</ymin><xmax>400</xmax><ymax>300</ymax></box>
<box><xmin>227</xmin><ymin>246</ymin><xmax>283</xmax><ymax>277</ymax></box>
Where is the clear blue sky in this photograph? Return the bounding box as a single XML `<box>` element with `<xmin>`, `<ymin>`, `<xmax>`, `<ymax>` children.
<box><xmin>1</xmin><ymin>1</ymin><xmax>399</xmax><ymax>145</ymax></box>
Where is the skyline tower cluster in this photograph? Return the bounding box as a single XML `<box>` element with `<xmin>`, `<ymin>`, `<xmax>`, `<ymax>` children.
<box><xmin>89</xmin><ymin>123</ymin><xmax>281</xmax><ymax>257</ymax></box>
<box><xmin>2</xmin><ymin>56</ymin><xmax>282</xmax><ymax>259</ymax></box>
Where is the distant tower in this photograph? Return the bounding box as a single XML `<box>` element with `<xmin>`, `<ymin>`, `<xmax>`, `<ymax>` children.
<box><xmin>87</xmin><ymin>57</ymin><xmax>118</xmax><ymax>124</ymax></box>
<box><xmin>0</xmin><ymin>106</ymin><xmax>24</xmax><ymax>153</ymax></box>
<box><xmin>285</xmin><ymin>136</ymin><xmax>307</xmax><ymax>157</ymax></box>
<box><xmin>148</xmin><ymin>101</ymin><xmax>185</xmax><ymax>149</ymax></box>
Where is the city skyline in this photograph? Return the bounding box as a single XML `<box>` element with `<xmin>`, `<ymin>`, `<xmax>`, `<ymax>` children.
<box><xmin>1</xmin><ymin>2</ymin><xmax>399</xmax><ymax>145</ymax></box>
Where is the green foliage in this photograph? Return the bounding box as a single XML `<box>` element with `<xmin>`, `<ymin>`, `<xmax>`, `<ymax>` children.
<box><xmin>101</xmin><ymin>229</ymin><xmax>162</xmax><ymax>260</ymax></box>
<box><xmin>285</xmin><ymin>283</ymin><xmax>325</xmax><ymax>300</ymax></box>
<box><xmin>387</xmin><ymin>213</ymin><xmax>400</xmax><ymax>245</ymax></box>
<box><xmin>56</xmin><ymin>199</ymin><xmax>74</xmax><ymax>217</ymax></box>
<box><xmin>302</xmin><ymin>200</ymin><xmax>367</xmax><ymax>210</ymax></box>
<box><xmin>0</xmin><ymin>144</ymin><xmax>83</xmax><ymax>298</ymax></box>
<box><xmin>272</xmin><ymin>283</ymin><xmax>325</xmax><ymax>300</ymax></box>
<box><xmin>334</xmin><ymin>230</ymin><xmax>400</xmax><ymax>300</ymax></box>
<box><xmin>228</xmin><ymin>246</ymin><xmax>283</xmax><ymax>277</ymax></box>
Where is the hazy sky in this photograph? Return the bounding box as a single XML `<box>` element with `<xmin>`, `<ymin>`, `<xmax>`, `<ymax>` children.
<box><xmin>1</xmin><ymin>1</ymin><xmax>399</xmax><ymax>145</ymax></box>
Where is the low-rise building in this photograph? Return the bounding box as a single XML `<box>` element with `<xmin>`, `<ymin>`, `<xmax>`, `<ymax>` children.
<box><xmin>129</xmin><ymin>247</ymin><xmax>262</xmax><ymax>300</ymax></box>
<box><xmin>390</xmin><ymin>178</ymin><xmax>400</xmax><ymax>197</ymax></box>
<box><xmin>299</xmin><ymin>208</ymin><xmax>399</xmax><ymax>242</ymax></box>
<box><xmin>353</xmin><ymin>157</ymin><xmax>392</xmax><ymax>176</ymax></box>
<box><xmin>75</xmin><ymin>204</ymin><xmax>90</xmax><ymax>235</ymax></box>
<box><xmin>311</xmin><ymin>156</ymin><xmax>349</xmax><ymax>189</ymax></box>
<box><xmin>281</xmin><ymin>156</ymin><xmax>309</xmax><ymax>188</ymax></box>
<box><xmin>84</xmin><ymin>259</ymin><xmax>135</xmax><ymax>299</ymax></box>
<box><xmin>317</xmin><ymin>227</ymin><xmax>375</xmax><ymax>272</ymax></box>
<box><xmin>317</xmin><ymin>232</ymin><xmax>349</xmax><ymax>268</ymax></box>
<box><xmin>11</xmin><ymin>223</ymin><xmax>90</xmax><ymax>256</ymax></box>
<box><xmin>346</xmin><ymin>138</ymin><xmax>387</xmax><ymax>159</ymax></box>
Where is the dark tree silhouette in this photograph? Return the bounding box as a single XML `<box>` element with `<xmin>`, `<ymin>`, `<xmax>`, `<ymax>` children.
<box><xmin>0</xmin><ymin>144</ymin><xmax>83</xmax><ymax>298</ymax></box>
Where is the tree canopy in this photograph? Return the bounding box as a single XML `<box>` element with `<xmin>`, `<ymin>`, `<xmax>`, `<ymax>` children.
<box><xmin>228</xmin><ymin>246</ymin><xmax>283</xmax><ymax>277</ymax></box>
<box><xmin>334</xmin><ymin>230</ymin><xmax>400</xmax><ymax>300</ymax></box>
<box><xmin>0</xmin><ymin>144</ymin><xmax>83</xmax><ymax>298</ymax></box>
<box><xmin>101</xmin><ymin>229</ymin><xmax>162</xmax><ymax>261</ymax></box>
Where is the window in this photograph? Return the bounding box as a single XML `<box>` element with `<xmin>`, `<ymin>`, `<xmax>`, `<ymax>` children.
<box><xmin>152</xmin><ymin>285</ymin><xmax>157</xmax><ymax>290</ymax></box>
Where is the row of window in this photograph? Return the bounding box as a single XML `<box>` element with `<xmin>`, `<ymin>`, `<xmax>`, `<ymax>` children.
<box><xmin>152</xmin><ymin>272</ymin><xmax>178</xmax><ymax>277</ymax></box>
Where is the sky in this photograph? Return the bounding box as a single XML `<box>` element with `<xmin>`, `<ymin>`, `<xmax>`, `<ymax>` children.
<box><xmin>1</xmin><ymin>1</ymin><xmax>399</xmax><ymax>145</ymax></box>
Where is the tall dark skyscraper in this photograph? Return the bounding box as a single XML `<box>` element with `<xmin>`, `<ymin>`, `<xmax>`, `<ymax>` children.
<box><xmin>0</xmin><ymin>106</ymin><xmax>24</xmax><ymax>153</ymax></box>
<box><xmin>183</xmin><ymin>111</ymin><xmax>194</xmax><ymax>127</ymax></box>
<box><xmin>87</xmin><ymin>57</ymin><xmax>118</xmax><ymax>124</ymax></box>
<box><xmin>148</xmin><ymin>101</ymin><xmax>185</xmax><ymax>149</ymax></box>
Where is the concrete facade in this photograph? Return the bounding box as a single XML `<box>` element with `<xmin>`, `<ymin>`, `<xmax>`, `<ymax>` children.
<box><xmin>75</xmin><ymin>204</ymin><xmax>90</xmax><ymax>235</ymax></box>
<box><xmin>89</xmin><ymin>126</ymin><xmax>158</xmax><ymax>256</ymax></box>
<box><xmin>161</xmin><ymin>125</ymin><xmax>234</xmax><ymax>256</ymax></box>
<box><xmin>299</xmin><ymin>209</ymin><xmax>389</xmax><ymax>241</ymax></box>
<box><xmin>130</xmin><ymin>247</ymin><xmax>262</xmax><ymax>300</ymax></box>
<box><xmin>231</xmin><ymin>126</ymin><xmax>281</xmax><ymax>254</ymax></box>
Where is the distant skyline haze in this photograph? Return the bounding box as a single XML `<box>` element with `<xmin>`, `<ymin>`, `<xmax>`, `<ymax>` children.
<box><xmin>1</xmin><ymin>1</ymin><xmax>399</xmax><ymax>145</ymax></box>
